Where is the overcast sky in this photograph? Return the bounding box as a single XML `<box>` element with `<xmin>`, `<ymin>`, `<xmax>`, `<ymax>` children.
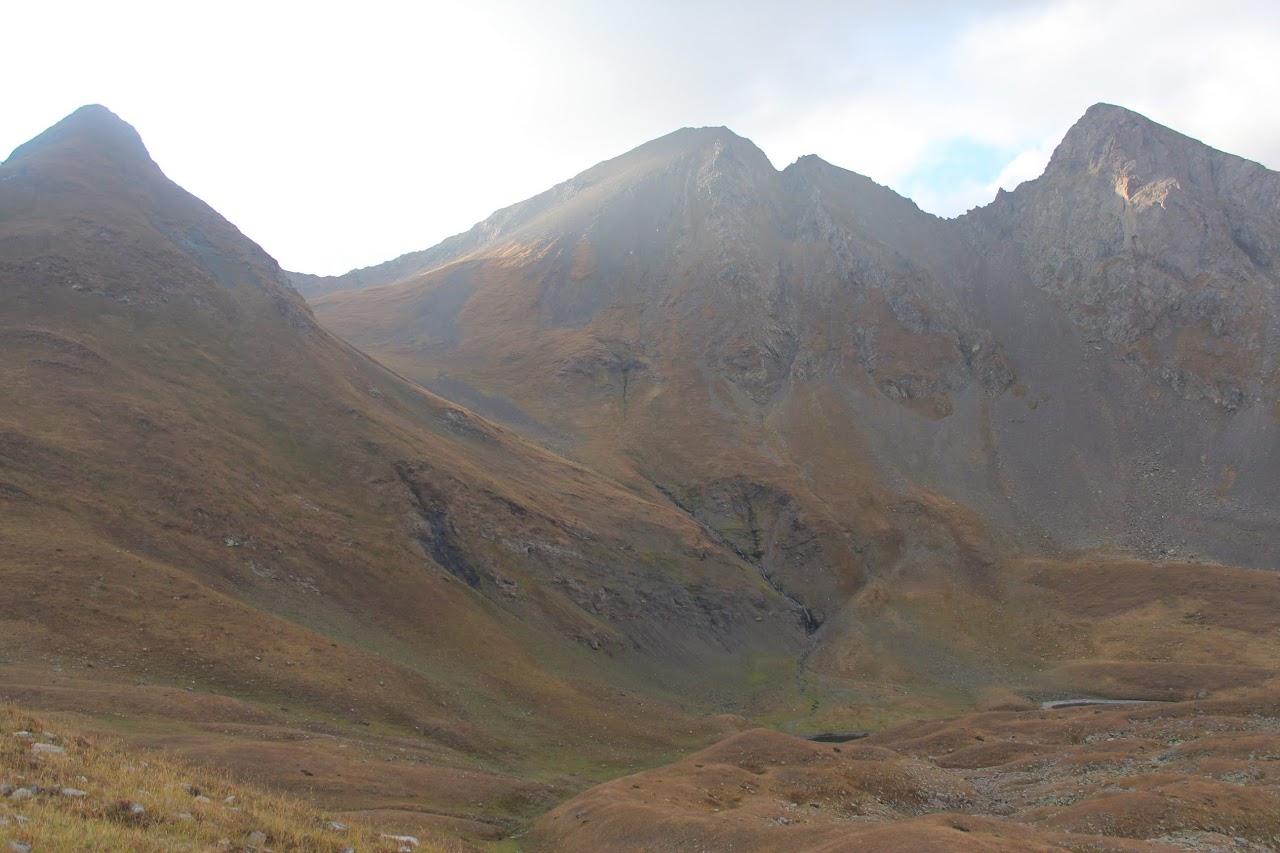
<box><xmin>4</xmin><ymin>0</ymin><xmax>1278</xmax><ymax>275</ymax></box>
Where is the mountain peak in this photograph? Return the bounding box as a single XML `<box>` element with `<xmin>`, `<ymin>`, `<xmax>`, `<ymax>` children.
<box><xmin>632</xmin><ymin>124</ymin><xmax>771</xmax><ymax>167</ymax></box>
<box><xmin>1044</xmin><ymin>102</ymin><xmax>1215</xmax><ymax>180</ymax></box>
<box><xmin>4</xmin><ymin>104</ymin><xmax>154</xmax><ymax>169</ymax></box>
<box><xmin>788</xmin><ymin>153</ymin><xmax>834</xmax><ymax>169</ymax></box>
<box><xmin>667</xmin><ymin>125</ymin><xmax>747</xmax><ymax>143</ymax></box>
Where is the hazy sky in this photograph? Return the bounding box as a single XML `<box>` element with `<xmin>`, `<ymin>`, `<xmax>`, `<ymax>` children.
<box><xmin>4</xmin><ymin>0</ymin><xmax>1278</xmax><ymax>275</ymax></box>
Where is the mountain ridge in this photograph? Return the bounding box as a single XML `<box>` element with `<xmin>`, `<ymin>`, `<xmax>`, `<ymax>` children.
<box><xmin>310</xmin><ymin>102</ymin><xmax>1280</xmax><ymax>581</ymax></box>
<box><xmin>289</xmin><ymin>103</ymin><xmax>1277</xmax><ymax>301</ymax></box>
<box><xmin>285</xmin><ymin>122</ymin><xmax>930</xmax><ymax>298</ymax></box>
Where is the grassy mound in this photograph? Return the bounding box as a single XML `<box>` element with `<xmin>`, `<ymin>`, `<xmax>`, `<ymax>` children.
<box><xmin>0</xmin><ymin>705</ymin><xmax>464</xmax><ymax>852</ymax></box>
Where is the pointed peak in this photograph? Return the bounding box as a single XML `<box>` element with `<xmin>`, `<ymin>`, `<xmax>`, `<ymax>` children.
<box><xmin>1045</xmin><ymin>102</ymin><xmax>1210</xmax><ymax>178</ymax></box>
<box><xmin>1063</xmin><ymin>102</ymin><xmax>1175</xmax><ymax>144</ymax></box>
<box><xmin>783</xmin><ymin>152</ymin><xmax>885</xmax><ymax>190</ymax></box>
<box><xmin>635</xmin><ymin>125</ymin><xmax>768</xmax><ymax>162</ymax></box>
<box><xmin>1079</xmin><ymin>101</ymin><xmax>1153</xmax><ymax>124</ymax></box>
<box><xmin>4</xmin><ymin>104</ymin><xmax>154</xmax><ymax>169</ymax></box>
<box><xmin>666</xmin><ymin>125</ymin><xmax>747</xmax><ymax>143</ymax></box>
<box><xmin>578</xmin><ymin>124</ymin><xmax>777</xmax><ymax>185</ymax></box>
<box><xmin>784</xmin><ymin>154</ymin><xmax>848</xmax><ymax>176</ymax></box>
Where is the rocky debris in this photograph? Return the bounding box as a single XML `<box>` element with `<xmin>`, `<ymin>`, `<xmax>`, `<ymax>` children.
<box><xmin>31</xmin><ymin>743</ymin><xmax>65</xmax><ymax>755</ymax></box>
<box><xmin>9</xmin><ymin>787</ymin><xmax>34</xmax><ymax>800</ymax></box>
<box><xmin>439</xmin><ymin>408</ymin><xmax>496</xmax><ymax>442</ymax></box>
<box><xmin>394</xmin><ymin>462</ymin><xmax>483</xmax><ymax>589</ymax></box>
<box><xmin>10</xmin><ymin>842</ymin><xmax>32</xmax><ymax>853</ymax></box>
<box><xmin>247</xmin><ymin>830</ymin><xmax>267</xmax><ymax>846</ymax></box>
<box><xmin>662</xmin><ymin>477</ymin><xmax>823</xmax><ymax>632</ymax></box>
<box><xmin>60</xmin><ymin>787</ymin><xmax>87</xmax><ymax>798</ymax></box>
<box><xmin>381</xmin><ymin>835</ymin><xmax>419</xmax><ymax>850</ymax></box>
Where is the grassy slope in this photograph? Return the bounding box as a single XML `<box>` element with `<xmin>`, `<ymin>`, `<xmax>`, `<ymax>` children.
<box><xmin>0</xmin><ymin>703</ymin><xmax>466</xmax><ymax>852</ymax></box>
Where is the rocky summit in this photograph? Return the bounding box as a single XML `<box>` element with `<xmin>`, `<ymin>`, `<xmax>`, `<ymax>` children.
<box><xmin>2</xmin><ymin>103</ymin><xmax>1280</xmax><ymax>851</ymax></box>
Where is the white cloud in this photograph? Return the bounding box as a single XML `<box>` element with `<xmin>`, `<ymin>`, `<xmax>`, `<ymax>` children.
<box><xmin>748</xmin><ymin>0</ymin><xmax>1280</xmax><ymax>217</ymax></box>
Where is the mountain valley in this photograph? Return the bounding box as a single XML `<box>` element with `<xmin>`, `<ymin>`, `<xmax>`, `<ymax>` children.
<box><xmin>2</xmin><ymin>103</ymin><xmax>1279</xmax><ymax>851</ymax></box>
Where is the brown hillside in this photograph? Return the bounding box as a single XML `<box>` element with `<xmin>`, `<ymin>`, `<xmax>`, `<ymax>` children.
<box><xmin>532</xmin><ymin>689</ymin><xmax>1280</xmax><ymax>852</ymax></box>
<box><xmin>5</xmin><ymin>104</ymin><xmax>1280</xmax><ymax>851</ymax></box>
<box><xmin>0</xmin><ymin>106</ymin><xmax>810</xmax><ymax>842</ymax></box>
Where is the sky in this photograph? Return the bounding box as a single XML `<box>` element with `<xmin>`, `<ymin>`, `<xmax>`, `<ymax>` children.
<box><xmin>3</xmin><ymin>0</ymin><xmax>1278</xmax><ymax>275</ymax></box>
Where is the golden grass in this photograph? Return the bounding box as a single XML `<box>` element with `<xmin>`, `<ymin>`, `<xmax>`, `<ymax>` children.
<box><xmin>0</xmin><ymin>704</ymin><xmax>468</xmax><ymax>852</ymax></box>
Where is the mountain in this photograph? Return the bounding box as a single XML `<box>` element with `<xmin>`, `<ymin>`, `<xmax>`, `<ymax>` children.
<box><xmin>0</xmin><ymin>105</ymin><xmax>814</xmax><ymax>840</ymax></box>
<box><xmin>6</xmin><ymin>103</ymin><xmax>1280</xmax><ymax>850</ymax></box>
<box><xmin>306</xmin><ymin>101</ymin><xmax>1280</xmax><ymax>738</ymax></box>
<box><xmin>309</xmin><ymin>104</ymin><xmax>1280</xmax><ymax>579</ymax></box>
<box><xmin>956</xmin><ymin>103</ymin><xmax>1280</xmax><ymax>566</ymax></box>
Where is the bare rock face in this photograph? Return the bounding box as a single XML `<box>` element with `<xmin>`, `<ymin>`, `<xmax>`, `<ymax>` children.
<box><xmin>968</xmin><ymin>103</ymin><xmax>1280</xmax><ymax>412</ymax></box>
<box><xmin>951</xmin><ymin>105</ymin><xmax>1280</xmax><ymax>568</ymax></box>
